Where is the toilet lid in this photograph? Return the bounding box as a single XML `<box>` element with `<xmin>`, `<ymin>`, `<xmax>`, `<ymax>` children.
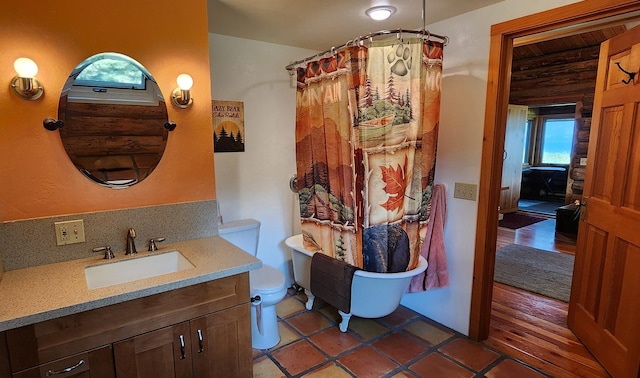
<box><xmin>250</xmin><ymin>265</ymin><xmax>286</xmax><ymax>294</ymax></box>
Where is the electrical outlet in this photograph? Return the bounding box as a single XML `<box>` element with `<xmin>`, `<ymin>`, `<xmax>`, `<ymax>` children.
<box><xmin>54</xmin><ymin>219</ymin><xmax>86</xmax><ymax>246</ymax></box>
<box><xmin>580</xmin><ymin>157</ymin><xmax>587</xmax><ymax>166</ymax></box>
<box><xmin>454</xmin><ymin>182</ymin><xmax>477</xmax><ymax>201</ymax></box>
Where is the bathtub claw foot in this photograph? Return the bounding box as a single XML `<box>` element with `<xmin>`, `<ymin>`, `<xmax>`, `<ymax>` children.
<box><xmin>304</xmin><ymin>289</ymin><xmax>315</xmax><ymax>310</ymax></box>
<box><xmin>338</xmin><ymin>311</ymin><xmax>352</xmax><ymax>332</ymax></box>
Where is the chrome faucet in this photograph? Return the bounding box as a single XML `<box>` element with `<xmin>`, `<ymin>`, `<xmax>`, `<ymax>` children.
<box><xmin>93</xmin><ymin>245</ymin><xmax>115</xmax><ymax>260</ymax></box>
<box><xmin>125</xmin><ymin>228</ymin><xmax>137</xmax><ymax>255</ymax></box>
<box><xmin>148</xmin><ymin>237</ymin><xmax>166</xmax><ymax>252</ymax></box>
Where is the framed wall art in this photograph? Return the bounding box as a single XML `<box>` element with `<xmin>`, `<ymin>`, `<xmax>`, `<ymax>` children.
<box><xmin>213</xmin><ymin>100</ymin><xmax>244</xmax><ymax>152</ymax></box>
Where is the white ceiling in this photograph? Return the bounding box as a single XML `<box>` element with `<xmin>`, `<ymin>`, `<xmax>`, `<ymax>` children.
<box><xmin>207</xmin><ymin>0</ymin><xmax>504</xmax><ymax>51</ymax></box>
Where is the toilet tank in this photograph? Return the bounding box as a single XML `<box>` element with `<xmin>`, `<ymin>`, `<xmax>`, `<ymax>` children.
<box><xmin>218</xmin><ymin>219</ymin><xmax>260</xmax><ymax>256</ymax></box>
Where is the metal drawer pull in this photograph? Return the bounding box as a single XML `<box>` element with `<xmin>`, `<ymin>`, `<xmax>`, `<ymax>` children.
<box><xmin>179</xmin><ymin>334</ymin><xmax>186</xmax><ymax>360</ymax></box>
<box><xmin>46</xmin><ymin>359</ymin><xmax>85</xmax><ymax>376</ymax></box>
<box><xmin>197</xmin><ymin>329</ymin><xmax>204</xmax><ymax>353</ymax></box>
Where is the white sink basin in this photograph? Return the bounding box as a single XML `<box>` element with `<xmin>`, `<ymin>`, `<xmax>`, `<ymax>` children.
<box><xmin>85</xmin><ymin>250</ymin><xmax>195</xmax><ymax>290</ymax></box>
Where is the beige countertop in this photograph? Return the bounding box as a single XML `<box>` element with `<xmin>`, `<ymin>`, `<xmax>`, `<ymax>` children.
<box><xmin>0</xmin><ymin>236</ymin><xmax>262</xmax><ymax>332</ymax></box>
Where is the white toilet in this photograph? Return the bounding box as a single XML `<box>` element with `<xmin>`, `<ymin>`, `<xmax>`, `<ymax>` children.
<box><xmin>218</xmin><ymin>219</ymin><xmax>287</xmax><ymax>350</ymax></box>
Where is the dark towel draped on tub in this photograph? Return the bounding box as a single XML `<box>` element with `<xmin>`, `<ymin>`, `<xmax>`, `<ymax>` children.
<box><xmin>310</xmin><ymin>253</ymin><xmax>360</xmax><ymax>313</ymax></box>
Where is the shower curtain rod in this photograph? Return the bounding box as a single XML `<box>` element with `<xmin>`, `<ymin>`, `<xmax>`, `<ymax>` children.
<box><xmin>285</xmin><ymin>28</ymin><xmax>448</xmax><ymax>72</ymax></box>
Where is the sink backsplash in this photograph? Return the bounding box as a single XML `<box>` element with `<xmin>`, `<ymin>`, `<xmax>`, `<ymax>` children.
<box><xmin>0</xmin><ymin>200</ymin><xmax>220</xmax><ymax>271</ymax></box>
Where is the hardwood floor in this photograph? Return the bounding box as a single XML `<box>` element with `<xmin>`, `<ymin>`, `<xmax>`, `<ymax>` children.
<box><xmin>486</xmin><ymin>215</ymin><xmax>610</xmax><ymax>377</ymax></box>
<box><xmin>496</xmin><ymin>217</ymin><xmax>577</xmax><ymax>255</ymax></box>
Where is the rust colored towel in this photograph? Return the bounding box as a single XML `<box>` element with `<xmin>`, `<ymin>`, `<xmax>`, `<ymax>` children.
<box><xmin>310</xmin><ymin>252</ymin><xmax>360</xmax><ymax>313</ymax></box>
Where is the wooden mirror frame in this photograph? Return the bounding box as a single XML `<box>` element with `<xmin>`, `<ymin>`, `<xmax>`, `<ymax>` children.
<box><xmin>469</xmin><ymin>0</ymin><xmax>640</xmax><ymax>340</ymax></box>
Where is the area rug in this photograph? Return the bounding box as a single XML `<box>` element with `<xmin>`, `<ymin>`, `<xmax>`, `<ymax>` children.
<box><xmin>494</xmin><ymin>244</ymin><xmax>574</xmax><ymax>302</ymax></box>
<box><xmin>499</xmin><ymin>212</ymin><xmax>546</xmax><ymax>229</ymax></box>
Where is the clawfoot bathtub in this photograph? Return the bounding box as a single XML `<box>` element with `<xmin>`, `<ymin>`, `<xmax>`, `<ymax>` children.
<box><xmin>285</xmin><ymin>234</ymin><xmax>428</xmax><ymax>332</ymax></box>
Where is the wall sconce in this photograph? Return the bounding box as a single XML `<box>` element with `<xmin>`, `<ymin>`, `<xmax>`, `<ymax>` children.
<box><xmin>10</xmin><ymin>58</ymin><xmax>44</xmax><ymax>100</ymax></box>
<box><xmin>365</xmin><ymin>6</ymin><xmax>396</xmax><ymax>21</ymax></box>
<box><xmin>171</xmin><ymin>73</ymin><xmax>193</xmax><ymax>108</ymax></box>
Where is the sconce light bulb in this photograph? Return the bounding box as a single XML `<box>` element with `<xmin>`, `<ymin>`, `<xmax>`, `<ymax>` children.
<box><xmin>176</xmin><ymin>73</ymin><xmax>193</xmax><ymax>90</ymax></box>
<box><xmin>14</xmin><ymin>57</ymin><xmax>38</xmax><ymax>78</ymax></box>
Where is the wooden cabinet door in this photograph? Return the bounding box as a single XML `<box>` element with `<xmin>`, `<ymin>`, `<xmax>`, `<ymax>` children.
<box><xmin>113</xmin><ymin>322</ymin><xmax>193</xmax><ymax>378</ymax></box>
<box><xmin>500</xmin><ymin>104</ymin><xmax>527</xmax><ymax>213</ymax></box>
<box><xmin>191</xmin><ymin>304</ymin><xmax>252</xmax><ymax>378</ymax></box>
<box><xmin>12</xmin><ymin>346</ymin><xmax>115</xmax><ymax>378</ymax></box>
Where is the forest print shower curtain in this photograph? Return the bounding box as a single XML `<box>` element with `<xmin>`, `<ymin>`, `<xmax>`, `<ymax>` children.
<box><xmin>295</xmin><ymin>37</ymin><xmax>443</xmax><ymax>273</ymax></box>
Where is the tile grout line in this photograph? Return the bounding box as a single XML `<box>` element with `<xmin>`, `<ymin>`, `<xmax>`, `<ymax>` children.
<box><xmin>254</xmin><ymin>292</ymin><xmax>551</xmax><ymax>377</ymax></box>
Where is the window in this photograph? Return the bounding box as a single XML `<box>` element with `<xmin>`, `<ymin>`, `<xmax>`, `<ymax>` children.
<box><xmin>522</xmin><ymin>110</ymin><xmax>576</xmax><ymax>167</ymax></box>
<box><xmin>73</xmin><ymin>53</ymin><xmax>147</xmax><ymax>90</ymax></box>
<box><xmin>540</xmin><ymin>118</ymin><xmax>575</xmax><ymax>165</ymax></box>
<box><xmin>523</xmin><ymin>119</ymin><xmax>532</xmax><ymax>165</ymax></box>
<box><xmin>63</xmin><ymin>53</ymin><xmax>162</xmax><ymax>106</ymax></box>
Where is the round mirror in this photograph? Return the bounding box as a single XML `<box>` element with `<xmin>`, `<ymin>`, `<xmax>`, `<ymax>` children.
<box><xmin>58</xmin><ymin>53</ymin><xmax>170</xmax><ymax>188</ymax></box>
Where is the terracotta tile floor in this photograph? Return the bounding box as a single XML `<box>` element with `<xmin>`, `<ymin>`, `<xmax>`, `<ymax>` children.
<box><xmin>252</xmin><ymin>291</ymin><xmax>552</xmax><ymax>377</ymax></box>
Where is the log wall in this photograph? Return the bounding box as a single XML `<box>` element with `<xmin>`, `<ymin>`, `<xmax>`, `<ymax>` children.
<box><xmin>58</xmin><ymin>98</ymin><xmax>169</xmax><ymax>183</ymax></box>
<box><xmin>510</xmin><ymin>45</ymin><xmax>600</xmax><ymax>203</ymax></box>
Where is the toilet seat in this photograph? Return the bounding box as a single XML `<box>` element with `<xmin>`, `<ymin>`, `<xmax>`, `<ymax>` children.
<box><xmin>250</xmin><ymin>265</ymin><xmax>286</xmax><ymax>295</ymax></box>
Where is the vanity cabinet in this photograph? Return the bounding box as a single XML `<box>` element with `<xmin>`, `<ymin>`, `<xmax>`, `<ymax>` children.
<box><xmin>113</xmin><ymin>304</ymin><xmax>251</xmax><ymax>377</ymax></box>
<box><xmin>1</xmin><ymin>274</ymin><xmax>252</xmax><ymax>377</ymax></box>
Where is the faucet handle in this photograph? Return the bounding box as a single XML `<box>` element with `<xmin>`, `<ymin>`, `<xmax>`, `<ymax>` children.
<box><xmin>92</xmin><ymin>246</ymin><xmax>115</xmax><ymax>260</ymax></box>
<box><xmin>148</xmin><ymin>237</ymin><xmax>166</xmax><ymax>251</ymax></box>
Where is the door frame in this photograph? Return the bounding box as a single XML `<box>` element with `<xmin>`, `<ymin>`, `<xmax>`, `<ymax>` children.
<box><xmin>469</xmin><ymin>0</ymin><xmax>640</xmax><ymax>340</ymax></box>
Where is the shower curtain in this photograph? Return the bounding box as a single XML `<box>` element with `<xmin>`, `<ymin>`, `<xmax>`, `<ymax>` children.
<box><xmin>295</xmin><ymin>37</ymin><xmax>443</xmax><ymax>273</ymax></box>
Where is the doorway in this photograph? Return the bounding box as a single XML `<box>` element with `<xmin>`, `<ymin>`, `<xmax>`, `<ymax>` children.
<box><xmin>494</xmin><ymin>27</ymin><xmax>605</xmax><ymax>305</ymax></box>
<box><xmin>469</xmin><ymin>0</ymin><xmax>640</xmax><ymax>343</ymax></box>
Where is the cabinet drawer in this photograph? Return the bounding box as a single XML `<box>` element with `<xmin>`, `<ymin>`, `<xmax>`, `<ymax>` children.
<box><xmin>13</xmin><ymin>345</ymin><xmax>114</xmax><ymax>378</ymax></box>
<box><xmin>6</xmin><ymin>273</ymin><xmax>249</xmax><ymax>372</ymax></box>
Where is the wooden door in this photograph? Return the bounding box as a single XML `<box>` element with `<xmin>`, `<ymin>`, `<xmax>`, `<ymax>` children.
<box><xmin>568</xmin><ymin>25</ymin><xmax>640</xmax><ymax>378</ymax></box>
<box><xmin>500</xmin><ymin>105</ymin><xmax>527</xmax><ymax>213</ymax></box>
<box><xmin>191</xmin><ymin>304</ymin><xmax>252</xmax><ymax>378</ymax></box>
<box><xmin>113</xmin><ymin>322</ymin><xmax>193</xmax><ymax>378</ymax></box>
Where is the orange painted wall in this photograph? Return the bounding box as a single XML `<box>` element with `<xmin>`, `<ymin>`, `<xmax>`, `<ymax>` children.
<box><xmin>0</xmin><ymin>1</ymin><xmax>216</xmax><ymax>222</ymax></box>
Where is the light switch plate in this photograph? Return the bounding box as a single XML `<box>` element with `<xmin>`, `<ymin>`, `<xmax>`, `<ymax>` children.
<box><xmin>454</xmin><ymin>182</ymin><xmax>477</xmax><ymax>201</ymax></box>
<box><xmin>54</xmin><ymin>219</ymin><xmax>86</xmax><ymax>245</ymax></box>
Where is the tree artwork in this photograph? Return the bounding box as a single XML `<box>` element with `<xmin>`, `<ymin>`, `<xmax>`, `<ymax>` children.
<box><xmin>213</xmin><ymin>100</ymin><xmax>245</xmax><ymax>152</ymax></box>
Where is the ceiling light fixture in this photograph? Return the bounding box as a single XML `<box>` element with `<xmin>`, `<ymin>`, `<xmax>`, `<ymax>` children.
<box><xmin>365</xmin><ymin>6</ymin><xmax>396</xmax><ymax>21</ymax></box>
